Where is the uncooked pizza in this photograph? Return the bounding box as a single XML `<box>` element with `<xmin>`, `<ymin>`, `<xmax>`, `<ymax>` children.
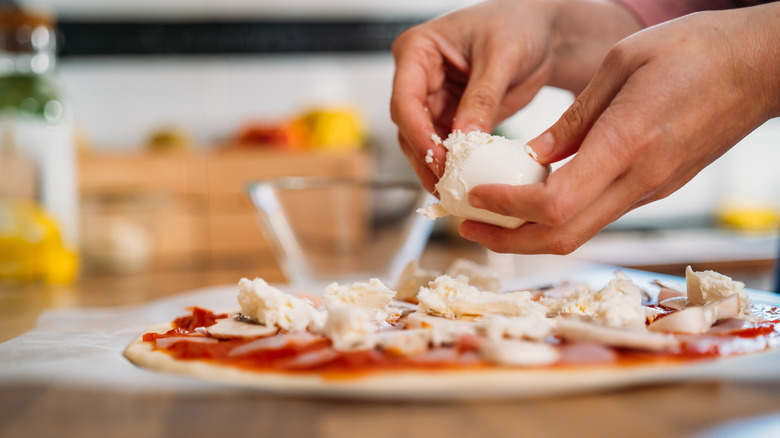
<box><xmin>124</xmin><ymin>261</ymin><xmax>780</xmax><ymax>398</ymax></box>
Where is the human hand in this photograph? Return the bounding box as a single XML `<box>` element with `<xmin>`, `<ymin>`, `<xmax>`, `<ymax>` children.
<box><xmin>390</xmin><ymin>0</ymin><xmax>640</xmax><ymax>193</ymax></box>
<box><xmin>461</xmin><ymin>4</ymin><xmax>780</xmax><ymax>254</ymax></box>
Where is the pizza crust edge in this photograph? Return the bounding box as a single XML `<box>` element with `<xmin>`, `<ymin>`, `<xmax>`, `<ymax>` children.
<box><xmin>123</xmin><ymin>323</ymin><xmax>693</xmax><ymax>400</ymax></box>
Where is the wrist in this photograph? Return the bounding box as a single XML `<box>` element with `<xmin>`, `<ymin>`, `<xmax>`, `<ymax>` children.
<box><xmin>757</xmin><ymin>3</ymin><xmax>780</xmax><ymax>118</ymax></box>
<box><xmin>731</xmin><ymin>3</ymin><xmax>780</xmax><ymax>120</ymax></box>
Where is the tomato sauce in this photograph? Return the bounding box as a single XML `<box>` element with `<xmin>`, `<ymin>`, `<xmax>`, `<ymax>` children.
<box><xmin>173</xmin><ymin>307</ymin><xmax>228</xmax><ymax>331</ymax></box>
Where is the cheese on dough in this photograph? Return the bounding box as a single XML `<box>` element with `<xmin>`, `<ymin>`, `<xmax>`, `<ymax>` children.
<box><xmin>394</xmin><ymin>260</ymin><xmax>439</xmax><ymax>303</ymax></box>
<box><xmin>238</xmin><ymin>278</ymin><xmax>324</xmax><ymax>332</ymax></box>
<box><xmin>445</xmin><ymin>258</ymin><xmax>501</xmax><ymax>292</ymax></box>
<box><xmin>541</xmin><ymin>271</ymin><xmax>646</xmax><ymax>329</ymax></box>
<box><xmin>324</xmin><ymin>306</ymin><xmax>379</xmax><ymax>352</ymax></box>
<box><xmin>324</xmin><ymin>278</ymin><xmax>397</xmax><ymax>321</ymax></box>
<box><xmin>686</xmin><ymin>266</ymin><xmax>753</xmax><ymax>319</ymax></box>
<box><xmin>417</xmin><ymin>274</ymin><xmax>539</xmax><ymax>319</ymax></box>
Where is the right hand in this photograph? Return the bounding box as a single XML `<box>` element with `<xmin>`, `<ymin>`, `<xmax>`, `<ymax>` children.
<box><xmin>390</xmin><ymin>0</ymin><xmax>641</xmax><ymax>192</ymax></box>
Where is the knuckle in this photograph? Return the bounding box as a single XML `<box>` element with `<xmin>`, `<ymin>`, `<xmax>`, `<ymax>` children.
<box><xmin>558</xmin><ymin>97</ymin><xmax>587</xmax><ymax>137</ymax></box>
<box><xmin>391</xmin><ymin>27</ymin><xmax>416</xmax><ymax>59</ymax></box>
<box><xmin>547</xmin><ymin>233</ymin><xmax>582</xmax><ymax>256</ymax></box>
<box><xmin>538</xmin><ymin>195</ymin><xmax>573</xmax><ymax>227</ymax></box>
<box><xmin>603</xmin><ymin>42</ymin><xmax>632</xmax><ymax>70</ymax></box>
<box><xmin>463</xmin><ymin>84</ymin><xmax>500</xmax><ymax>115</ymax></box>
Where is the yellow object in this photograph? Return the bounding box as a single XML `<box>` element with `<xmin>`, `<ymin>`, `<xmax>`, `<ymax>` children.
<box><xmin>718</xmin><ymin>206</ymin><xmax>780</xmax><ymax>232</ymax></box>
<box><xmin>0</xmin><ymin>199</ymin><xmax>78</xmax><ymax>284</ymax></box>
<box><xmin>299</xmin><ymin>107</ymin><xmax>365</xmax><ymax>151</ymax></box>
<box><xmin>147</xmin><ymin>126</ymin><xmax>191</xmax><ymax>153</ymax></box>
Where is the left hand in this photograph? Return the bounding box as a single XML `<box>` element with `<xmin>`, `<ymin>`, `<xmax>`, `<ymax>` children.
<box><xmin>459</xmin><ymin>4</ymin><xmax>780</xmax><ymax>254</ymax></box>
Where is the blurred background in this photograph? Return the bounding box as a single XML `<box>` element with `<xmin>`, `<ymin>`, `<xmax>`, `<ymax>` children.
<box><xmin>1</xmin><ymin>0</ymin><xmax>778</xmax><ymax>289</ymax></box>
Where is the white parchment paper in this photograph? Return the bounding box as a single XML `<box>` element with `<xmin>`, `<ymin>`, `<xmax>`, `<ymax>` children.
<box><xmin>2</xmin><ymin>268</ymin><xmax>779</xmax><ymax>397</ymax></box>
<box><xmin>0</xmin><ymin>285</ymin><xmax>243</xmax><ymax>393</ymax></box>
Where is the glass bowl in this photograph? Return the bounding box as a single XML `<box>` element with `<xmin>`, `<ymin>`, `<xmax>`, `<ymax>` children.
<box><xmin>248</xmin><ymin>176</ymin><xmax>435</xmax><ymax>287</ymax></box>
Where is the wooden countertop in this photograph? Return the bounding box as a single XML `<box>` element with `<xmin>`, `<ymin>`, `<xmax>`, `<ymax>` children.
<box><xmin>2</xmin><ymin>241</ymin><xmax>780</xmax><ymax>438</ymax></box>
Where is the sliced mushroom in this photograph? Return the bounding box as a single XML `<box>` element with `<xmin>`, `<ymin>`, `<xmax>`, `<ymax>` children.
<box><xmin>479</xmin><ymin>339</ymin><xmax>560</xmax><ymax>367</ymax></box>
<box><xmin>660</xmin><ymin>296</ymin><xmax>688</xmax><ymax>310</ymax></box>
<box><xmin>206</xmin><ymin>316</ymin><xmax>278</xmax><ymax>339</ymax></box>
<box><xmin>648</xmin><ymin>306</ymin><xmax>715</xmax><ymax>334</ymax></box>
<box><xmin>373</xmin><ymin>328</ymin><xmax>431</xmax><ymax>356</ymax></box>
<box><xmin>648</xmin><ymin>294</ymin><xmax>742</xmax><ymax>334</ymax></box>
<box><xmin>556</xmin><ymin>316</ymin><xmax>679</xmax><ymax>351</ymax></box>
<box><xmin>658</xmin><ymin>287</ymin><xmax>686</xmax><ymax>303</ymax></box>
<box><xmin>404</xmin><ymin>311</ymin><xmax>477</xmax><ymax>346</ymax></box>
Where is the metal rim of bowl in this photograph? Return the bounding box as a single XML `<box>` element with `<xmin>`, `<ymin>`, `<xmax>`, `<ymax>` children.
<box><xmin>246</xmin><ymin>176</ymin><xmax>423</xmax><ymax>193</ymax></box>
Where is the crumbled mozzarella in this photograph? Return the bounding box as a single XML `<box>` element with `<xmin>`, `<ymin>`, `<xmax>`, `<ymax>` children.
<box><xmin>394</xmin><ymin>260</ymin><xmax>440</xmax><ymax>303</ymax></box>
<box><xmin>541</xmin><ymin>271</ymin><xmax>646</xmax><ymax>329</ymax></box>
<box><xmin>417</xmin><ymin>274</ymin><xmax>538</xmax><ymax>319</ymax></box>
<box><xmin>238</xmin><ymin>278</ymin><xmax>324</xmax><ymax>332</ymax></box>
<box><xmin>445</xmin><ymin>258</ymin><xmax>501</xmax><ymax>292</ymax></box>
<box><xmin>686</xmin><ymin>266</ymin><xmax>753</xmax><ymax>319</ymax></box>
<box><xmin>323</xmin><ymin>306</ymin><xmax>379</xmax><ymax>352</ymax></box>
<box><xmin>324</xmin><ymin>278</ymin><xmax>397</xmax><ymax>321</ymax></box>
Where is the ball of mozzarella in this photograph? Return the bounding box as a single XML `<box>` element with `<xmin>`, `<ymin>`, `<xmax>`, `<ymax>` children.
<box><xmin>419</xmin><ymin>131</ymin><xmax>550</xmax><ymax>229</ymax></box>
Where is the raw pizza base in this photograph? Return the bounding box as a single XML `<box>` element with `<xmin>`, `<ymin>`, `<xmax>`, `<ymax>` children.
<box><xmin>123</xmin><ymin>322</ymin><xmax>759</xmax><ymax>401</ymax></box>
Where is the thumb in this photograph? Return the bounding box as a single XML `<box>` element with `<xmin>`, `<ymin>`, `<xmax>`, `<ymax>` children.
<box><xmin>527</xmin><ymin>59</ymin><xmax>631</xmax><ymax>164</ymax></box>
<box><xmin>453</xmin><ymin>47</ymin><xmax>515</xmax><ymax>134</ymax></box>
<box><xmin>527</xmin><ymin>97</ymin><xmax>600</xmax><ymax>166</ymax></box>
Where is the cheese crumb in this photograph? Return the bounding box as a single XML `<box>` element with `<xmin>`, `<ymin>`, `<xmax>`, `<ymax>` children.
<box><xmin>445</xmin><ymin>258</ymin><xmax>501</xmax><ymax>292</ymax></box>
<box><xmin>394</xmin><ymin>260</ymin><xmax>439</xmax><ymax>303</ymax></box>
<box><xmin>324</xmin><ymin>306</ymin><xmax>379</xmax><ymax>351</ymax></box>
<box><xmin>324</xmin><ymin>278</ymin><xmax>396</xmax><ymax>321</ymax></box>
<box><xmin>540</xmin><ymin>271</ymin><xmax>646</xmax><ymax>329</ymax></box>
<box><xmin>238</xmin><ymin>278</ymin><xmax>324</xmax><ymax>332</ymax></box>
<box><xmin>417</xmin><ymin>274</ymin><xmax>539</xmax><ymax>319</ymax></box>
<box><xmin>685</xmin><ymin>266</ymin><xmax>753</xmax><ymax>319</ymax></box>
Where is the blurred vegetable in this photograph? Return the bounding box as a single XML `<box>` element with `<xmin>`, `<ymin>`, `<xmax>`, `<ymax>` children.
<box><xmin>234</xmin><ymin>107</ymin><xmax>365</xmax><ymax>151</ymax></box>
<box><xmin>299</xmin><ymin>107</ymin><xmax>364</xmax><ymax>151</ymax></box>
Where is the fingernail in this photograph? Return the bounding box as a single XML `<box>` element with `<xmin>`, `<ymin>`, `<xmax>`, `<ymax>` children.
<box><xmin>459</xmin><ymin>224</ymin><xmax>475</xmax><ymax>242</ymax></box>
<box><xmin>469</xmin><ymin>192</ymin><xmax>485</xmax><ymax>209</ymax></box>
<box><xmin>462</xmin><ymin>124</ymin><xmax>483</xmax><ymax>134</ymax></box>
<box><xmin>528</xmin><ymin>131</ymin><xmax>555</xmax><ymax>158</ymax></box>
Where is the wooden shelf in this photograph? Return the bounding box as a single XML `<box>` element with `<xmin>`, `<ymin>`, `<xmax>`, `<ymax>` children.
<box><xmin>78</xmin><ymin>149</ymin><xmax>372</xmax><ymax>270</ymax></box>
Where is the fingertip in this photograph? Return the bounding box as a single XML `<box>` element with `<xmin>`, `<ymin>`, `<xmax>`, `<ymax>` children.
<box><xmin>458</xmin><ymin>220</ymin><xmax>477</xmax><ymax>242</ymax></box>
<box><xmin>468</xmin><ymin>191</ymin><xmax>485</xmax><ymax>210</ymax></box>
<box><xmin>527</xmin><ymin>131</ymin><xmax>555</xmax><ymax>162</ymax></box>
<box><xmin>457</xmin><ymin>123</ymin><xmax>487</xmax><ymax>134</ymax></box>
